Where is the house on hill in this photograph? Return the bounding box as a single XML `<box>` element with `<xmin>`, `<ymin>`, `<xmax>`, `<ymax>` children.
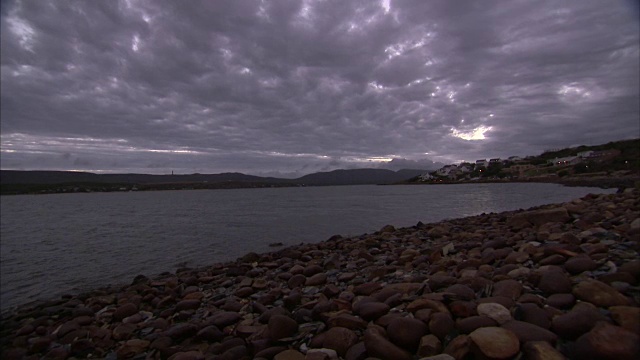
<box><xmin>548</xmin><ymin>156</ymin><xmax>581</xmax><ymax>166</ymax></box>
<box><xmin>436</xmin><ymin>164</ymin><xmax>458</xmax><ymax>177</ymax></box>
<box><xmin>475</xmin><ymin>159</ymin><xmax>488</xmax><ymax>167</ymax></box>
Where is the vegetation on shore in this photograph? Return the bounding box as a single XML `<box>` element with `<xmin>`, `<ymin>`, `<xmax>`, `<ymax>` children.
<box><xmin>406</xmin><ymin>138</ymin><xmax>639</xmax><ymax>188</ymax></box>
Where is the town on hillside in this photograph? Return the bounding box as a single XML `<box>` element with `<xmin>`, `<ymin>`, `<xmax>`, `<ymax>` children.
<box><xmin>411</xmin><ymin>138</ymin><xmax>639</xmax><ymax>185</ymax></box>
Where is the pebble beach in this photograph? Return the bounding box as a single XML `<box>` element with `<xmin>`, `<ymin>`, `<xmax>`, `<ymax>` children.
<box><xmin>1</xmin><ymin>188</ymin><xmax>639</xmax><ymax>360</ymax></box>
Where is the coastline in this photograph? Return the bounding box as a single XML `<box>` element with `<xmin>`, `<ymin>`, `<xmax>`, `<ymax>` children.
<box><xmin>398</xmin><ymin>174</ymin><xmax>640</xmax><ymax>190</ymax></box>
<box><xmin>2</xmin><ymin>189</ymin><xmax>639</xmax><ymax>359</ymax></box>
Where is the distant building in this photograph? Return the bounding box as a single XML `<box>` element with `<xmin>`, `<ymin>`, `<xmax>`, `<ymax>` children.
<box><xmin>457</xmin><ymin>163</ymin><xmax>473</xmax><ymax>173</ymax></box>
<box><xmin>489</xmin><ymin>158</ymin><xmax>502</xmax><ymax>165</ymax></box>
<box><xmin>577</xmin><ymin>151</ymin><xmax>594</xmax><ymax>158</ymax></box>
<box><xmin>548</xmin><ymin>156</ymin><xmax>581</xmax><ymax>166</ymax></box>
<box><xmin>504</xmin><ymin>164</ymin><xmax>536</xmax><ymax>178</ymax></box>
<box><xmin>475</xmin><ymin>159</ymin><xmax>488</xmax><ymax>167</ymax></box>
<box><xmin>436</xmin><ymin>164</ymin><xmax>458</xmax><ymax>177</ymax></box>
<box><xmin>508</xmin><ymin>156</ymin><xmax>523</xmax><ymax>161</ymax></box>
<box><xmin>419</xmin><ymin>173</ymin><xmax>435</xmax><ymax>181</ymax></box>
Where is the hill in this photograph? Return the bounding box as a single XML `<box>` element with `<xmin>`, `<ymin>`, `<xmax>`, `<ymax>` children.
<box><xmin>0</xmin><ymin>168</ymin><xmax>427</xmax><ymax>194</ymax></box>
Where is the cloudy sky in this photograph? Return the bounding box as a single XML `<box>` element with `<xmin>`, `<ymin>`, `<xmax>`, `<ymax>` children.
<box><xmin>1</xmin><ymin>0</ymin><xmax>638</xmax><ymax>177</ymax></box>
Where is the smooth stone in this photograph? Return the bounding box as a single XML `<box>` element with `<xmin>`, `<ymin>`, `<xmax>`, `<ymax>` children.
<box><xmin>363</xmin><ymin>326</ymin><xmax>412</xmax><ymax>360</ymax></box>
<box><xmin>551</xmin><ymin>307</ymin><xmax>606</xmax><ymax>339</ymax></box>
<box><xmin>429</xmin><ymin>312</ymin><xmax>455</xmax><ymax>341</ymax></box>
<box><xmin>449</xmin><ymin>300</ymin><xmax>476</xmax><ymax>318</ymax></box>
<box><xmin>546</xmin><ymin>293</ymin><xmax>575</xmax><ymax>309</ymax></box>
<box><xmin>327</xmin><ymin>313</ymin><xmax>368</xmax><ymax>330</ymax></box>
<box><xmin>307</xmin><ymin>348</ymin><xmax>339</xmax><ymax>360</ymax></box>
<box><xmin>112</xmin><ymin>323</ymin><xmax>137</xmax><ymax>340</ymax></box>
<box><xmin>538</xmin><ymin>254</ymin><xmax>567</xmax><ymax>266</ymax></box>
<box><xmin>355</xmin><ymin>301</ymin><xmax>390</xmax><ymax>321</ymax></box>
<box><xmin>175</xmin><ymin>299</ymin><xmax>201</xmax><ymax>310</ymax></box>
<box><xmin>572</xmin><ymin>279</ymin><xmax>630</xmax><ymax>307</ymax></box>
<box><xmin>116</xmin><ymin>339</ymin><xmax>150</xmax><ymax>358</ymax></box>
<box><xmin>208</xmin><ymin>311</ymin><xmax>241</xmax><ymax>328</ymax></box>
<box><xmin>387</xmin><ymin>316</ymin><xmax>429</xmax><ymax>350</ymax></box>
<box><xmin>444</xmin><ymin>284</ymin><xmax>476</xmax><ymax>300</ymax></box>
<box><xmin>234</xmin><ymin>287</ymin><xmax>254</xmax><ymax>297</ymax></box>
<box><xmin>609</xmin><ymin>306</ymin><xmax>640</xmax><ymax>335</ymax></box>
<box><xmin>515</xmin><ymin>303</ymin><xmax>551</xmax><ymax>329</ymax></box>
<box><xmin>196</xmin><ymin>325</ymin><xmax>224</xmax><ymax>342</ymax></box>
<box><xmin>268</xmin><ymin>315</ymin><xmax>298</xmax><ymax>340</ymax></box>
<box><xmin>477</xmin><ymin>303</ymin><xmax>512</xmax><ymax>325</ymax></box>
<box><xmin>522</xmin><ymin>341</ymin><xmax>566</xmax><ymax>360</ymax></box>
<box><xmin>443</xmin><ymin>334</ymin><xmax>470</xmax><ymax>360</ymax></box>
<box><xmin>322</xmin><ymin>327</ymin><xmax>358</xmax><ymax>357</ymax></box>
<box><xmin>573</xmin><ymin>322</ymin><xmax>640</xmax><ymax>360</ymax></box>
<box><xmin>113</xmin><ymin>303</ymin><xmax>138</xmax><ymax>321</ymax></box>
<box><xmin>353</xmin><ymin>282</ymin><xmax>383</xmax><ymax>296</ymax></box>
<box><xmin>564</xmin><ymin>256</ymin><xmax>598</xmax><ymax>274</ymax></box>
<box><xmin>288</xmin><ymin>274</ymin><xmax>307</xmax><ymax>288</ymax></box>
<box><xmin>344</xmin><ymin>341</ymin><xmax>366</xmax><ymax>360</ymax></box>
<box><xmin>303</xmin><ymin>264</ymin><xmax>324</xmax><ymax>277</ymax></box>
<box><xmin>469</xmin><ymin>327</ymin><xmax>520</xmax><ymax>360</ymax></box>
<box><xmin>456</xmin><ymin>316</ymin><xmax>498</xmax><ymax>334</ymax></box>
<box><xmin>477</xmin><ymin>296</ymin><xmax>515</xmax><ymax>310</ymax></box>
<box><xmin>420</xmin><ymin>355</ymin><xmax>456</xmax><ymax>360</ymax></box>
<box><xmin>274</xmin><ymin>349</ymin><xmax>305</xmax><ymax>360</ymax></box>
<box><xmin>165</xmin><ymin>323</ymin><xmax>198</xmax><ymax>340</ymax></box>
<box><xmin>306</xmin><ymin>273</ymin><xmax>328</xmax><ymax>286</ymax></box>
<box><xmin>407</xmin><ymin>298</ymin><xmax>450</xmax><ymax>314</ymax></box>
<box><xmin>492</xmin><ymin>279</ymin><xmax>523</xmax><ymax>300</ymax></box>
<box><xmin>501</xmin><ymin>320</ymin><xmax>558</xmax><ymax>344</ymax></box>
<box><xmin>417</xmin><ymin>334</ymin><xmax>442</xmax><ymax>357</ymax></box>
<box><xmin>537</xmin><ymin>270</ymin><xmax>572</xmax><ymax>295</ymax></box>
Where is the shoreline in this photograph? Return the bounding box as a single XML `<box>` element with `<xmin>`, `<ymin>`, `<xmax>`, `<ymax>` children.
<box><xmin>2</xmin><ymin>190</ymin><xmax>639</xmax><ymax>359</ymax></box>
<box><xmin>398</xmin><ymin>174</ymin><xmax>640</xmax><ymax>190</ymax></box>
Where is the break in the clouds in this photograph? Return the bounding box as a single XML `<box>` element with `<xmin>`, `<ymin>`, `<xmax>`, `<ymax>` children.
<box><xmin>1</xmin><ymin>0</ymin><xmax>638</xmax><ymax>177</ymax></box>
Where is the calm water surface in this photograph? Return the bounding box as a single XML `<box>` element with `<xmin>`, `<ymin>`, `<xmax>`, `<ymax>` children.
<box><xmin>0</xmin><ymin>183</ymin><xmax>615</xmax><ymax>312</ymax></box>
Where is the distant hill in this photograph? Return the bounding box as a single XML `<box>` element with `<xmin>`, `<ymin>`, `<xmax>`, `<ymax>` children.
<box><xmin>295</xmin><ymin>168</ymin><xmax>425</xmax><ymax>185</ymax></box>
<box><xmin>0</xmin><ymin>168</ymin><xmax>426</xmax><ymax>191</ymax></box>
<box><xmin>0</xmin><ymin>170</ymin><xmax>285</xmax><ymax>185</ymax></box>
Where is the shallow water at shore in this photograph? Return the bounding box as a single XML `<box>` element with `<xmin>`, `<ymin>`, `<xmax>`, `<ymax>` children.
<box><xmin>0</xmin><ymin>183</ymin><xmax>615</xmax><ymax>311</ymax></box>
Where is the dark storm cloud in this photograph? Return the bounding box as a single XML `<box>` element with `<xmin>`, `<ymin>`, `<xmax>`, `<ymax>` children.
<box><xmin>1</xmin><ymin>0</ymin><xmax>638</xmax><ymax>175</ymax></box>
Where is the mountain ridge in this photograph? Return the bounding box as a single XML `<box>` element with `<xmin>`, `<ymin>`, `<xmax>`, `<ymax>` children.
<box><xmin>0</xmin><ymin>168</ymin><xmax>426</xmax><ymax>187</ymax></box>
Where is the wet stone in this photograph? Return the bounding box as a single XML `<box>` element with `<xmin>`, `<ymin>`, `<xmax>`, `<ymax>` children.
<box><xmin>501</xmin><ymin>320</ymin><xmax>558</xmax><ymax>344</ymax></box>
<box><xmin>113</xmin><ymin>303</ymin><xmax>138</xmax><ymax>322</ymax></box>
<box><xmin>564</xmin><ymin>255</ymin><xmax>598</xmax><ymax>274</ymax></box>
<box><xmin>477</xmin><ymin>302</ymin><xmax>512</xmax><ymax>325</ymax></box>
<box><xmin>456</xmin><ymin>316</ymin><xmax>498</xmax><ymax>334</ymax></box>
<box><xmin>322</xmin><ymin>327</ymin><xmax>358</xmax><ymax>357</ymax></box>
<box><xmin>387</xmin><ymin>316</ymin><xmax>429</xmax><ymax>351</ymax></box>
<box><xmin>268</xmin><ymin>315</ymin><xmax>298</xmax><ymax>340</ymax></box>
<box><xmin>572</xmin><ymin>279</ymin><xmax>630</xmax><ymax>307</ymax></box>
<box><xmin>609</xmin><ymin>306</ymin><xmax>640</xmax><ymax>335</ymax></box>
<box><xmin>523</xmin><ymin>341</ymin><xmax>566</xmax><ymax>360</ymax></box>
<box><xmin>469</xmin><ymin>327</ymin><xmax>520</xmax><ymax>360</ymax></box>
<box><xmin>546</xmin><ymin>293</ymin><xmax>575</xmax><ymax>309</ymax></box>
<box><xmin>573</xmin><ymin>321</ymin><xmax>640</xmax><ymax>360</ymax></box>
<box><xmin>537</xmin><ymin>270</ymin><xmax>572</xmax><ymax>295</ymax></box>
<box><xmin>551</xmin><ymin>307</ymin><xmax>606</xmax><ymax>339</ymax></box>
<box><xmin>363</xmin><ymin>326</ymin><xmax>412</xmax><ymax>360</ymax></box>
<box><xmin>429</xmin><ymin>312</ymin><xmax>455</xmax><ymax>341</ymax></box>
<box><xmin>354</xmin><ymin>301</ymin><xmax>390</xmax><ymax>321</ymax></box>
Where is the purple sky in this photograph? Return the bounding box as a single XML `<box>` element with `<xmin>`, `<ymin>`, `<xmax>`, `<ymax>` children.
<box><xmin>1</xmin><ymin>0</ymin><xmax>638</xmax><ymax>177</ymax></box>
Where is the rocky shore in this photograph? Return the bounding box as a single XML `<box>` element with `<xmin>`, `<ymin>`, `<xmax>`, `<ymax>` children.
<box><xmin>1</xmin><ymin>189</ymin><xmax>639</xmax><ymax>360</ymax></box>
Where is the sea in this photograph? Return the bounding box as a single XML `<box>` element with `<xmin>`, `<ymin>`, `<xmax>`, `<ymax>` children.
<box><xmin>0</xmin><ymin>183</ymin><xmax>616</xmax><ymax>313</ymax></box>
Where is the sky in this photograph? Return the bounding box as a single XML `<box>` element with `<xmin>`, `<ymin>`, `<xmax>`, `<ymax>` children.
<box><xmin>1</xmin><ymin>0</ymin><xmax>639</xmax><ymax>178</ymax></box>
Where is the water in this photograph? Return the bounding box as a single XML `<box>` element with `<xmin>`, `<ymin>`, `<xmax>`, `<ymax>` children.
<box><xmin>0</xmin><ymin>183</ymin><xmax>614</xmax><ymax>312</ymax></box>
